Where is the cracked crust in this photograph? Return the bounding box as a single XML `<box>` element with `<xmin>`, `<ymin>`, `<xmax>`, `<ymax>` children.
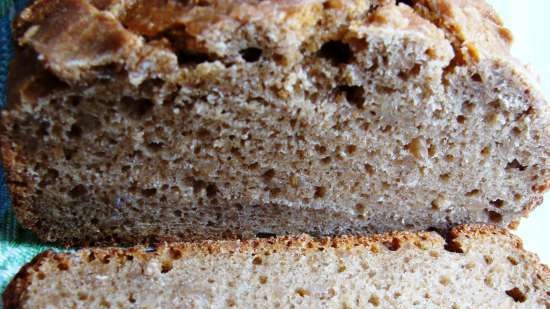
<box><xmin>3</xmin><ymin>225</ymin><xmax>549</xmax><ymax>308</ymax></box>
<box><xmin>1</xmin><ymin>0</ymin><xmax>548</xmax><ymax>245</ymax></box>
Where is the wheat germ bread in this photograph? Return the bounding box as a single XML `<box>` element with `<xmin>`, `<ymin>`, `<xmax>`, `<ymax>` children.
<box><xmin>1</xmin><ymin>0</ymin><xmax>549</xmax><ymax>245</ymax></box>
<box><xmin>3</xmin><ymin>225</ymin><xmax>550</xmax><ymax>308</ymax></box>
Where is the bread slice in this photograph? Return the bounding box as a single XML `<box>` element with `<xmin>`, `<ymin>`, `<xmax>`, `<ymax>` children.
<box><xmin>3</xmin><ymin>225</ymin><xmax>549</xmax><ymax>308</ymax></box>
<box><xmin>1</xmin><ymin>0</ymin><xmax>548</xmax><ymax>245</ymax></box>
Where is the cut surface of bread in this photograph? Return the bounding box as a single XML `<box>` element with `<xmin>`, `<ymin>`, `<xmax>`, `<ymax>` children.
<box><xmin>3</xmin><ymin>225</ymin><xmax>549</xmax><ymax>308</ymax></box>
<box><xmin>1</xmin><ymin>0</ymin><xmax>549</xmax><ymax>245</ymax></box>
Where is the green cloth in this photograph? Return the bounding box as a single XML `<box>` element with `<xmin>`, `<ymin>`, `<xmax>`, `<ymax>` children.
<box><xmin>0</xmin><ymin>1</ymin><xmax>63</xmax><ymax>304</ymax></box>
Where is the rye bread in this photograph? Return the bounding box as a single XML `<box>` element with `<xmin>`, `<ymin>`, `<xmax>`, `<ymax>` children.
<box><xmin>1</xmin><ymin>0</ymin><xmax>548</xmax><ymax>245</ymax></box>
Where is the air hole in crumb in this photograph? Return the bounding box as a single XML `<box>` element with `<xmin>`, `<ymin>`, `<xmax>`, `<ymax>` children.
<box><xmin>252</xmin><ymin>256</ymin><xmax>263</xmax><ymax>265</ymax></box>
<box><xmin>318</xmin><ymin>40</ymin><xmax>354</xmax><ymax>65</ymax></box>
<box><xmin>465</xmin><ymin>189</ymin><xmax>480</xmax><ymax>197</ymax></box>
<box><xmin>322</xmin><ymin>0</ymin><xmax>339</xmax><ymax>9</ymax></box>
<box><xmin>456</xmin><ymin>115</ymin><xmax>466</xmax><ymax>124</ymax></box>
<box><xmin>338</xmin><ymin>264</ymin><xmax>346</xmax><ymax>272</ymax></box>
<box><xmin>68</xmin><ymin>124</ymin><xmax>83</xmax><ymax>139</ymax></box>
<box><xmin>177</xmin><ymin>50</ymin><xmax>212</xmax><ymax>66</ymax></box>
<box><xmin>240</xmin><ymin>47</ymin><xmax>262</xmax><ymax>62</ymax></box>
<box><xmin>384</xmin><ymin>238</ymin><xmax>401</xmax><ymax>251</ymax></box>
<box><xmin>128</xmin><ymin>294</ymin><xmax>136</xmax><ymax>303</ymax></box>
<box><xmin>507</xmin><ymin>256</ymin><xmax>519</xmax><ymax>266</ymax></box>
<box><xmin>315</xmin><ymin>145</ymin><xmax>327</xmax><ymax>154</ymax></box>
<box><xmin>439</xmin><ymin>173</ymin><xmax>450</xmax><ymax>182</ymax></box>
<box><xmin>346</xmin><ymin>145</ymin><xmax>357</xmax><ymax>155</ymax></box>
<box><xmin>489</xmin><ymin>199</ymin><xmax>504</xmax><ymax>208</ymax></box>
<box><xmin>206</xmin><ymin>184</ymin><xmax>218</xmax><ymax>198</ymax></box>
<box><xmin>295</xmin><ymin>288</ymin><xmax>309</xmax><ymax>297</ymax></box>
<box><xmin>147</xmin><ymin>142</ymin><xmax>164</xmax><ymax>152</ymax></box>
<box><xmin>40</xmin><ymin>169</ymin><xmax>59</xmax><ymax>186</ymax></box>
<box><xmin>488</xmin><ymin>100</ymin><xmax>501</xmax><ymax>109</ymax></box>
<box><xmin>397</xmin><ymin>63</ymin><xmax>421</xmax><ymax>80</ymax></box>
<box><xmin>120</xmin><ymin>97</ymin><xmax>154</xmax><ymax>120</ymax></box>
<box><xmin>142</xmin><ymin>188</ymin><xmax>157</xmax><ymax>197</ymax></box>
<box><xmin>314</xmin><ymin>186</ymin><xmax>326</xmax><ymax>199</ymax></box>
<box><xmin>506</xmin><ymin>159</ymin><xmax>527</xmax><ymax>171</ymax></box>
<box><xmin>368</xmin><ymin>294</ymin><xmax>380</xmax><ymax>306</ymax></box>
<box><xmin>433</xmin><ymin>109</ymin><xmax>444</xmax><ymax>119</ymax></box>
<box><xmin>63</xmin><ymin>148</ymin><xmax>76</xmax><ymax>161</ymax></box>
<box><xmin>484</xmin><ymin>112</ymin><xmax>499</xmax><ymax>125</ymax></box>
<box><xmin>270</xmin><ymin>187</ymin><xmax>282</xmax><ymax>196</ymax></box>
<box><xmin>262</xmin><ymin>169</ymin><xmax>275</xmax><ymax>182</ymax></box>
<box><xmin>486</xmin><ymin>210</ymin><xmax>503</xmax><ymax>223</ymax></box>
<box><xmin>69</xmin><ymin>184</ymin><xmax>87</xmax><ymax>198</ymax></box>
<box><xmin>427</xmin><ymin>143</ymin><xmax>436</xmax><ymax>157</ymax></box>
<box><xmin>444</xmin><ymin>239</ymin><xmax>463</xmax><ymax>253</ymax></box>
<box><xmin>381</xmin><ymin>125</ymin><xmax>393</xmax><ymax>133</ymax></box>
<box><xmin>405</xmin><ymin>137</ymin><xmax>423</xmax><ymax>160</ymax></box>
<box><xmin>289</xmin><ymin>175</ymin><xmax>300</xmax><ymax>188</ymax></box>
<box><xmin>37</xmin><ymin>121</ymin><xmax>51</xmax><ymax>137</ymax></box>
<box><xmin>462</xmin><ymin>101</ymin><xmax>475</xmax><ymax>113</ymax></box>
<box><xmin>396</xmin><ymin>0</ymin><xmax>415</xmax><ymax>6</ymax></box>
<box><xmin>191</xmin><ymin>179</ymin><xmax>206</xmax><ymax>193</ymax></box>
<box><xmin>364</xmin><ymin>163</ymin><xmax>375</xmax><ymax>175</ymax></box>
<box><xmin>161</xmin><ymin>262</ymin><xmax>173</xmax><ymax>273</ymax></box>
<box><xmin>505</xmin><ymin>287</ymin><xmax>527</xmax><ymax>303</ymax></box>
<box><xmin>87</xmin><ymin>252</ymin><xmax>96</xmax><ymax>262</ymax></box>
<box><xmin>481</xmin><ymin>146</ymin><xmax>491</xmax><ymax>157</ymax></box>
<box><xmin>78</xmin><ymin>292</ymin><xmax>88</xmax><ymax>301</ymax></box>
<box><xmin>339</xmin><ymin>85</ymin><xmax>365</xmax><ymax>108</ymax></box>
<box><xmin>256</xmin><ymin>232</ymin><xmax>276</xmax><ymax>238</ymax></box>
<box><xmin>471</xmin><ymin>73</ymin><xmax>482</xmax><ymax>82</ymax></box>
<box><xmin>101</xmin><ymin>255</ymin><xmax>111</xmax><ymax>264</ymax></box>
<box><xmin>57</xmin><ymin>262</ymin><xmax>69</xmax><ymax>271</ymax></box>
<box><xmin>173</xmin><ymin>209</ymin><xmax>182</xmax><ymax>217</ymax></box>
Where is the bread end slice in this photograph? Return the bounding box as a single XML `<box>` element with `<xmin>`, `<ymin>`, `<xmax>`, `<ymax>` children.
<box><xmin>4</xmin><ymin>225</ymin><xmax>549</xmax><ymax>308</ymax></box>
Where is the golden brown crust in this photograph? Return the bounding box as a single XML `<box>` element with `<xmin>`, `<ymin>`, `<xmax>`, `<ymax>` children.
<box><xmin>414</xmin><ymin>0</ymin><xmax>513</xmax><ymax>63</ymax></box>
<box><xmin>2</xmin><ymin>251</ymin><xmax>56</xmax><ymax>309</ymax></box>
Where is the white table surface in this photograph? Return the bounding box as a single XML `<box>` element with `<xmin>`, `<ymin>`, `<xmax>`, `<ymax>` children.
<box><xmin>487</xmin><ymin>0</ymin><xmax>549</xmax><ymax>264</ymax></box>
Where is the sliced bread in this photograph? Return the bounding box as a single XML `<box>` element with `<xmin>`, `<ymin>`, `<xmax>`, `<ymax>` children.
<box><xmin>1</xmin><ymin>0</ymin><xmax>548</xmax><ymax>245</ymax></box>
<box><xmin>3</xmin><ymin>225</ymin><xmax>549</xmax><ymax>308</ymax></box>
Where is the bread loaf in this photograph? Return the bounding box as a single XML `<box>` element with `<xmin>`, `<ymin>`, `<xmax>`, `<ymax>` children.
<box><xmin>1</xmin><ymin>0</ymin><xmax>548</xmax><ymax>245</ymax></box>
<box><xmin>3</xmin><ymin>225</ymin><xmax>549</xmax><ymax>308</ymax></box>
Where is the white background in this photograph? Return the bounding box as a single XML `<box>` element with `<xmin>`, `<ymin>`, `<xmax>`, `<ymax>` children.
<box><xmin>488</xmin><ymin>0</ymin><xmax>549</xmax><ymax>264</ymax></box>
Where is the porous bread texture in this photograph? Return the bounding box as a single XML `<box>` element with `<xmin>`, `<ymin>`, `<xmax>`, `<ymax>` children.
<box><xmin>1</xmin><ymin>0</ymin><xmax>549</xmax><ymax>245</ymax></box>
<box><xmin>3</xmin><ymin>225</ymin><xmax>550</xmax><ymax>308</ymax></box>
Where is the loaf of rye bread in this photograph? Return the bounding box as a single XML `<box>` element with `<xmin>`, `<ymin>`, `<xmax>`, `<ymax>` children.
<box><xmin>1</xmin><ymin>0</ymin><xmax>548</xmax><ymax>245</ymax></box>
<box><xmin>3</xmin><ymin>225</ymin><xmax>549</xmax><ymax>308</ymax></box>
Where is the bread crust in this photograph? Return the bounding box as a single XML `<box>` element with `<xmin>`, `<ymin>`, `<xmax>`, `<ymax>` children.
<box><xmin>2</xmin><ymin>251</ymin><xmax>54</xmax><ymax>309</ymax></box>
<box><xmin>3</xmin><ymin>224</ymin><xmax>549</xmax><ymax>308</ymax></box>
